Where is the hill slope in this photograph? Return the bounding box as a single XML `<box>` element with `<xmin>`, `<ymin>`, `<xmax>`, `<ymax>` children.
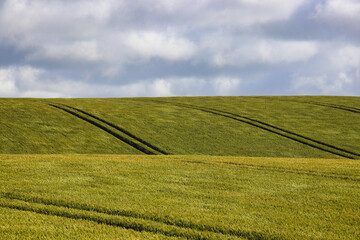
<box><xmin>0</xmin><ymin>96</ymin><xmax>359</xmax><ymax>158</ymax></box>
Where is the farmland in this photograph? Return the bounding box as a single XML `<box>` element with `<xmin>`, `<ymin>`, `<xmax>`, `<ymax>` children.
<box><xmin>0</xmin><ymin>96</ymin><xmax>359</xmax><ymax>239</ymax></box>
<box><xmin>1</xmin><ymin>155</ymin><xmax>359</xmax><ymax>239</ymax></box>
<box><xmin>1</xmin><ymin>96</ymin><xmax>359</xmax><ymax>158</ymax></box>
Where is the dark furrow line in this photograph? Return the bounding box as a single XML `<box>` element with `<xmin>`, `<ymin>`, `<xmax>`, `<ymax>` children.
<box><xmin>0</xmin><ymin>203</ymin><xmax>203</xmax><ymax>240</ymax></box>
<box><xmin>191</xmin><ymin>104</ymin><xmax>360</xmax><ymax>158</ymax></box>
<box><xmin>152</xmin><ymin>100</ymin><xmax>356</xmax><ymax>159</ymax></box>
<box><xmin>220</xmin><ymin>162</ymin><xmax>360</xmax><ymax>182</ymax></box>
<box><xmin>0</xmin><ymin>193</ymin><xmax>274</xmax><ymax>240</ymax></box>
<box><xmin>48</xmin><ymin>104</ymin><xmax>155</xmax><ymax>155</ymax></box>
<box><xmin>307</xmin><ymin>102</ymin><xmax>360</xmax><ymax>114</ymax></box>
<box><xmin>59</xmin><ymin>104</ymin><xmax>168</xmax><ymax>155</ymax></box>
<box><xmin>283</xmin><ymin>99</ymin><xmax>360</xmax><ymax>114</ymax></box>
<box><xmin>182</xmin><ymin>160</ymin><xmax>359</xmax><ymax>181</ymax></box>
<box><xmin>0</xmin><ymin>198</ymin><xmax>276</xmax><ymax>240</ymax></box>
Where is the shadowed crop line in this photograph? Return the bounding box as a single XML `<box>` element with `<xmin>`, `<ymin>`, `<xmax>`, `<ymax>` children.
<box><xmin>149</xmin><ymin>100</ymin><xmax>358</xmax><ymax>159</ymax></box>
<box><xmin>195</xmin><ymin>104</ymin><xmax>360</xmax><ymax>158</ymax></box>
<box><xmin>0</xmin><ymin>202</ymin><xmax>209</xmax><ymax>240</ymax></box>
<box><xmin>57</xmin><ymin>103</ymin><xmax>168</xmax><ymax>155</ymax></box>
<box><xmin>219</xmin><ymin>162</ymin><xmax>360</xmax><ymax>181</ymax></box>
<box><xmin>304</xmin><ymin>101</ymin><xmax>359</xmax><ymax>113</ymax></box>
<box><xmin>312</xmin><ymin>102</ymin><xmax>360</xmax><ymax>113</ymax></box>
<box><xmin>0</xmin><ymin>193</ymin><xmax>276</xmax><ymax>240</ymax></box>
<box><xmin>281</xmin><ymin>99</ymin><xmax>360</xmax><ymax>114</ymax></box>
<box><xmin>48</xmin><ymin>104</ymin><xmax>155</xmax><ymax>155</ymax></box>
<box><xmin>183</xmin><ymin>160</ymin><xmax>359</xmax><ymax>181</ymax></box>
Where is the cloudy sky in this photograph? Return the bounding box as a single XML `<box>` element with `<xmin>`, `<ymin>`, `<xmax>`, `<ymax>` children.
<box><xmin>0</xmin><ymin>0</ymin><xmax>359</xmax><ymax>97</ymax></box>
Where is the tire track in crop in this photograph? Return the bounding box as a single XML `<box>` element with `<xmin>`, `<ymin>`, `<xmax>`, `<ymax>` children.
<box><xmin>221</xmin><ymin>162</ymin><xmax>360</xmax><ymax>181</ymax></box>
<box><xmin>309</xmin><ymin>102</ymin><xmax>360</xmax><ymax>114</ymax></box>
<box><xmin>48</xmin><ymin>104</ymin><xmax>167</xmax><ymax>155</ymax></box>
<box><xmin>183</xmin><ymin>160</ymin><xmax>360</xmax><ymax>181</ymax></box>
<box><xmin>59</xmin><ymin>104</ymin><xmax>168</xmax><ymax>155</ymax></box>
<box><xmin>282</xmin><ymin>99</ymin><xmax>360</xmax><ymax>114</ymax></box>
<box><xmin>0</xmin><ymin>199</ymin><xmax>209</xmax><ymax>240</ymax></box>
<box><xmin>0</xmin><ymin>195</ymin><xmax>276</xmax><ymax>240</ymax></box>
<box><xmin>149</xmin><ymin>100</ymin><xmax>360</xmax><ymax>159</ymax></box>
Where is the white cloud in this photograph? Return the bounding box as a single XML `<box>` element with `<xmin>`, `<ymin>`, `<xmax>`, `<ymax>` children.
<box><xmin>0</xmin><ymin>68</ymin><xmax>18</xmax><ymax>96</ymax></box>
<box><xmin>232</xmin><ymin>0</ymin><xmax>306</xmax><ymax>26</ymax></box>
<box><xmin>124</xmin><ymin>31</ymin><xmax>196</xmax><ymax>61</ymax></box>
<box><xmin>258</xmin><ymin>40</ymin><xmax>318</xmax><ymax>63</ymax></box>
<box><xmin>20</xmin><ymin>90</ymin><xmax>64</xmax><ymax>98</ymax></box>
<box><xmin>0</xmin><ymin>66</ymin><xmax>45</xmax><ymax>96</ymax></box>
<box><xmin>208</xmin><ymin>38</ymin><xmax>318</xmax><ymax>67</ymax></box>
<box><xmin>292</xmin><ymin>43</ymin><xmax>360</xmax><ymax>95</ymax></box>
<box><xmin>0</xmin><ymin>0</ymin><xmax>116</xmax><ymax>39</ymax></box>
<box><xmin>1</xmin><ymin>0</ymin><xmax>359</xmax><ymax>97</ymax></box>
<box><xmin>28</xmin><ymin>41</ymin><xmax>102</xmax><ymax>62</ymax></box>
<box><xmin>129</xmin><ymin>76</ymin><xmax>241</xmax><ymax>97</ymax></box>
<box><xmin>150</xmin><ymin>79</ymin><xmax>173</xmax><ymax>96</ymax></box>
<box><xmin>212</xmin><ymin>77</ymin><xmax>241</xmax><ymax>95</ymax></box>
<box><xmin>293</xmin><ymin>72</ymin><xmax>354</xmax><ymax>95</ymax></box>
<box><xmin>315</xmin><ymin>0</ymin><xmax>360</xmax><ymax>20</ymax></box>
<box><xmin>151</xmin><ymin>0</ymin><xmax>306</xmax><ymax>27</ymax></box>
<box><xmin>13</xmin><ymin>75</ymin><xmax>240</xmax><ymax>98</ymax></box>
<box><xmin>330</xmin><ymin>45</ymin><xmax>360</xmax><ymax>70</ymax></box>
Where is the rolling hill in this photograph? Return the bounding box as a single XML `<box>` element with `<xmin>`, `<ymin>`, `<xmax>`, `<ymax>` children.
<box><xmin>1</xmin><ymin>96</ymin><xmax>360</xmax><ymax>239</ymax></box>
<box><xmin>0</xmin><ymin>96</ymin><xmax>359</xmax><ymax>158</ymax></box>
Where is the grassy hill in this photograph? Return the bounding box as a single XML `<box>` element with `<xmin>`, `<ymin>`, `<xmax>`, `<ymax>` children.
<box><xmin>0</xmin><ymin>96</ymin><xmax>359</xmax><ymax>158</ymax></box>
<box><xmin>1</xmin><ymin>96</ymin><xmax>359</xmax><ymax>239</ymax></box>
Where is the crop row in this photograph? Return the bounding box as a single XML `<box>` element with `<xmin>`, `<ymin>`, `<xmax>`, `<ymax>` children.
<box><xmin>48</xmin><ymin>103</ymin><xmax>167</xmax><ymax>155</ymax></box>
<box><xmin>0</xmin><ymin>194</ymin><xmax>276</xmax><ymax>240</ymax></box>
<box><xmin>304</xmin><ymin>101</ymin><xmax>360</xmax><ymax>114</ymax></box>
<box><xmin>218</xmin><ymin>162</ymin><xmax>360</xmax><ymax>181</ymax></box>
<box><xmin>183</xmin><ymin>160</ymin><xmax>359</xmax><ymax>181</ymax></box>
<box><xmin>150</xmin><ymin>100</ymin><xmax>360</xmax><ymax>159</ymax></box>
<box><xmin>62</xmin><ymin>104</ymin><xmax>168</xmax><ymax>155</ymax></box>
<box><xmin>282</xmin><ymin>99</ymin><xmax>360</xmax><ymax>114</ymax></box>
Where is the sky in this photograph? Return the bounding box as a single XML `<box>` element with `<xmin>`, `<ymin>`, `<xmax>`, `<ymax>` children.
<box><xmin>0</xmin><ymin>0</ymin><xmax>359</xmax><ymax>98</ymax></box>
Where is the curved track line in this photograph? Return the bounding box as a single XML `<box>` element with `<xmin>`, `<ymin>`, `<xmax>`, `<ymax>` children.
<box><xmin>0</xmin><ymin>202</ymin><xmax>207</xmax><ymax>239</ymax></box>
<box><xmin>149</xmin><ymin>100</ymin><xmax>359</xmax><ymax>159</ymax></box>
<box><xmin>59</xmin><ymin>104</ymin><xmax>168</xmax><ymax>155</ymax></box>
<box><xmin>283</xmin><ymin>99</ymin><xmax>360</xmax><ymax>114</ymax></box>
<box><xmin>183</xmin><ymin>160</ymin><xmax>359</xmax><ymax>181</ymax></box>
<box><xmin>312</xmin><ymin>102</ymin><xmax>360</xmax><ymax>113</ymax></box>
<box><xmin>48</xmin><ymin>104</ymin><xmax>156</xmax><ymax>155</ymax></box>
<box><xmin>0</xmin><ymin>195</ymin><xmax>274</xmax><ymax>240</ymax></box>
<box><xmin>220</xmin><ymin>162</ymin><xmax>360</xmax><ymax>181</ymax></box>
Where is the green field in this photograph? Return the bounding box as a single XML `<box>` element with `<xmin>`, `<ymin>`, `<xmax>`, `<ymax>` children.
<box><xmin>1</xmin><ymin>155</ymin><xmax>359</xmax><ymax>239</ymax></box>
<box><xmin>0</xmin><ymin>96</ymin><xmax>359</xmax><ymax>239</ymax></box>
<box><xmin>1</xmin><ymin>96</ymin><xmax>359</xmax><ymax>158</ymax></box>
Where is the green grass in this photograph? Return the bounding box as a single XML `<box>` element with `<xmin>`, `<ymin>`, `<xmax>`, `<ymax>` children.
<box><xmin>0</xmin><ymin>99</ymin><xmax>140</xmax><ymax>154</ymax></box>
<box><xmin>1</xmin><ymin>155</ymin><xmax>359</xmax><ymax>239</ymax></box>
<box><xmin>1</xmin><ymin>96</ymin><xmax>359</xmax><ymax>239</ymax></box>
<box><xmin>1</xmin><ymin>96</ymin><xmax>358</xmax><ymax>158</ymax></box>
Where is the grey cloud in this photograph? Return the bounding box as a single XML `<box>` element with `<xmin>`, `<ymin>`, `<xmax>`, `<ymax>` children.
<box><xmin>0</xmin><ymin>0</ymin><xmax>359</xmax><ymax>97</ymax></box>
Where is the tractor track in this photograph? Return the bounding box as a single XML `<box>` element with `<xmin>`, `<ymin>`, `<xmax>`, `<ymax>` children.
<box><xmin>0</xmin><ymin>194</ymin><xmax>275</xmax><ymax>240</ymax></box>
<box><xmin>58</xmin><ymin>104</ymin><xmax>168</xmax><ymax>155</ymax></box>
<box><xmin>149</xmin><ymin>100</ymin><xmax>359</xmax><ymax>159</ymax></box>
<box><xmin>282</xmin><ymin>99</ymin><xmax>360</xmax><ymax>114</ymax></box>
<box><xmin>183</xmin><ymin>160</ymin><xmax>360</xmax><ymax>181</ymax></box>
<box><xmin>48</xmin><ymin>104</ymin><xmax>167</xmax><ymax>155</ymax></box>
